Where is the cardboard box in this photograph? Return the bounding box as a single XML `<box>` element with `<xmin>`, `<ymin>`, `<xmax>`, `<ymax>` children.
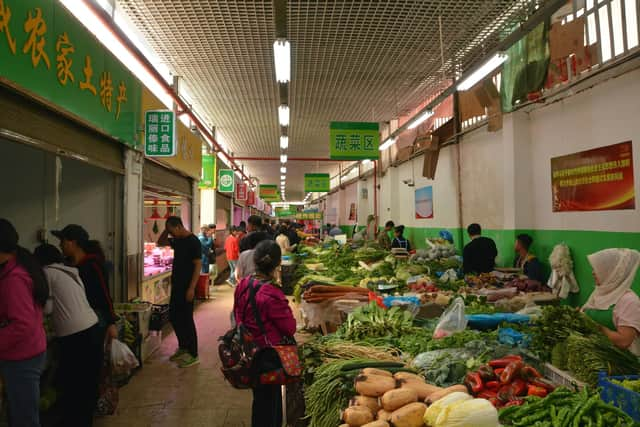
<box><xmin>395</xmin><ymin>145</ymin><xmax>414</xmax><ymax>163</ymax></box>
<box><xmin>549</xmin><ymin>17</ymin><xmax>585</xmax><ymax>60</ymax></box>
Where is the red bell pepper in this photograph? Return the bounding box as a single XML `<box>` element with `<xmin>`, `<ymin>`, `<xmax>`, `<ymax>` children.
<box><xmin>485</xmin><ymin>380</ymin><xmax>500</xmax><ymax>392</ymax></box>
<box><xmin>494</xmin><ymin>368</ymin><xmax>505</xmax><ymax>376</ymax></box>
<box><xmin>477</xmin><ymin>365</ymin><xmax>496</xmax><ymax>381</ymax></box>
<box><xmin>464</xmin><ymin>372</ymin><xmax>484</xmax><ymax>394</ymax></box>
<box><xmin>497</xmin><ymin>385</ymin><xmax>514</xmax><ymax>403</ymax></box>
<box><xmin>511</xmin><ymin>378</ymin><xmax>528</xmax><ymax>397</ymax></box>
<box><xmin>477</xmin><ymin>390</ymin><xmax>498</xmax><ymax>400</ymax></box>
<box><xmin>504</xmin><ymin>399</ymin><xmax>525</xmax><ymax>407</ymax></box>
<box><xmin>530</xmin><ymin>377</ymin><xmax>556</xmax><ymax>392</ymax></box>
<box><xmin>488</xmin><ymin>355</ymin><xmax>523</xmax><ymax>368</ymax></box>
<box><xmin>520</xmin><ymin>365</ymin><xmax>542</xmax><ymax>379</ymax></box>
<box><xmin>488</xmin><ymin>397</ymin><xmax>502</xmax><ymax>408</ymax></box>
<box><xmin>527</xmin><ymin>384</ymin><xmax>548</xmax><ymax>397</ymax></box>
<box><xmin>500</xmin><ymin>360</ymin><xmax>524</xmax><ymax>384</ymax></box>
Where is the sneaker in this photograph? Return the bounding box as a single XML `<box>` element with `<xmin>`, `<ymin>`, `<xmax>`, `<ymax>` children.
<box><xmin>169</xmin><ymin>349</ymin><xmax>188</xmax><ymax>362</ymax></box>
<box><xmin>178</xmin><ymin>355</ymin><xmax>200</xmax><ymax>368</ymax></box>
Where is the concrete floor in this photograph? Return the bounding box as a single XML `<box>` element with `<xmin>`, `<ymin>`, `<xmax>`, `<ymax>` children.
<box><xmin>95</xmin><ymin>286</ymin><xmax>252</xmax><ymax>427</ymax></box>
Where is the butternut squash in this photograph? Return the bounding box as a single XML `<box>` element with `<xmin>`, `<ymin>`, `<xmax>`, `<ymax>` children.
<box><xmin>380</xmin><ymin>388</ymin><xmax>418</xmax><ymax>412</ymax></box>
<box><xmin>425</xmin><ymin>385</ymin><xmax>469</xmax><ymax>404</ymax></box>
<box><xmin>399</xmin><ymin>379</ymin><xmax>442</xmax><ymax>401</ymax></box>
<box><xmin>361</xmin><ymin>421</ymin><xmax>390</xmax><ymax>427</ymax></box>
<box><xmin>349</xmin><ymin>395</ymin><xmax>380</xmax><ymax>414</ymax></box>
<box><xmin>343</xmin><ymin>406</ymin><xmax>374</xmax><ymax>427</ymax></box>
<box><xmin>354</xmin><ymin>374</ymin><xmax>397</xmax><ymax>397</ymax></box>
<box><xmin>362</xmin><ymin>368</ymin><xmax>393</xmax><ymax>378</ymax></box>
<box><xmin>390</xmin><ymin>402</ymin><xmax>427</xmax><ymax>427</ymax></box>
<box><xmin>377</xmin><ymin>409</ymin><xmax>392</xmax><ymax>422</ymax></box>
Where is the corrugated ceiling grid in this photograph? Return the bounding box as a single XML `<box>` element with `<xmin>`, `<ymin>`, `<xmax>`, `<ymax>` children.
<box><xmin>117</xmin><ymin>0</ymin><xmax>537</xmax><ymax>199</ymax></box>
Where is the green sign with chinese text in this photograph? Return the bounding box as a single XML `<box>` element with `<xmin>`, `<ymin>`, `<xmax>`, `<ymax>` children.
<box><xmin>329</xmin><ymin>122</ymin><xmax>379</xmax><ymax>160</ymax></box>
<box><xmin>199</xmin><ymin>154</ymin><xmax>216</xmax><ymax>188</ymax></box>
<box><xmin>304</xmin><ymin>173</ymin><xmax>330</xmax><ymax>192</ymax></box>
<box><xmin>218</xmin><ymin>169</ymin><xmax>235</xmax><ymax>193</ymax></box>
<box><xmin>145</xmin><ymin>110</ymin><xmax>175</xmax><ymax>157</ymax></box>
<box><xmin>0</xmin><ymin>0</ymin><xmax>141</xmax><ymax>146</ymax></box>
<box><xmin>275</xmin><ymin>207</ymin><xmax>296</xmax><ymax>217</ymax></box>
<box><xmin>259</xmin><ymin>184</ymin><xmax>280</xmax><ymax>201</ymax></box>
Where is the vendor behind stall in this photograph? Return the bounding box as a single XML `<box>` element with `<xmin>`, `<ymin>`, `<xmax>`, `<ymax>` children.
<box><xmin>391</xmin><ymin>225</ymin><xmax>411</xmax><ymax>251</ymax></box>
<box><xmin>582</xmin><ymin>248</ymin><xmax>640</xmax><ymax>355</ymax></box>
<box><xmin>462</xmin><ymin>223</ymin><xmax>497</xmax><ymax>275</ymax></box>
<box><xmin>513</xmin><ymin>234</ymin><xmax>545</xmax><ymax>283</ymax></box>
<box><xmin>377</xmin><ymin>220</ymin><xmax>394</xmax><ymax>249</ymax></box>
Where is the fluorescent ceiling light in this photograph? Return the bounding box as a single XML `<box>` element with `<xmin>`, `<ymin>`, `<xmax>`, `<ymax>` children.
<box><xmin>457</xmin><ymin>53</ymin><xmax>508</xmax><ymax>91</ymax></box>
<box><xmin>278</xmin><ymin>105</ymin><xmax>290</xmax><ymax>126</ymax></box>
<box><xmin>280</xmin><ymin>136</ymin><xmax>289</xmax><ymax>150</ymax></box>
<box><xmin>280</xmin><ymin>167</ymin><xmax>286</xmax><ymax>174</ymax></box>
<box><xmin>280</xmin><ymin>175</ymin><xmax>286</xmax><ymax>180</ymax></box>
<box><xmin>407</xmin><ymin>110</ymin><xmax>434</xmax><ymax>129</ymax></box>
<box><xmin>379</xmin><ymin>137</ymin><xmax>397</xmax><ymax>151</ymax></box>
<box><xmin>273</xmin><ymin>39</ymin><xmax>291</xmax><ymax>83</ymax></box>
<box><xmin>280</xmin><ymin>154</ymin><xmax>288</xmax><ymax>164</ymax></box>
<box><xmin>235</xmin><ymin>170</ymin><xmax>242</xmax><ymax>178</ymax></box>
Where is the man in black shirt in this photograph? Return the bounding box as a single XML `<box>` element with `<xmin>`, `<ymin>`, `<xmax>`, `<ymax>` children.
<box><xmin>462</xmin><ymin>223</ymin><xmax>498</xmax><ymax>275</ymax></box>
<box><xmin>158</xmin><ymin>216</ymin><xmax>201</xmax><ymax>368</ymax></box>
<box><xmin>239</xmin><ymin>215</ymin><xmax>271</xmax><ymax>252</ymax></box>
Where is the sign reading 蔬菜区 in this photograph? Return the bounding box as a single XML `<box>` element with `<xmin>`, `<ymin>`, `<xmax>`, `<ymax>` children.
<box><xmin>218</xmin><ymin>169</ymin><xmax>235</xmax><ymax>193</ymax></box>
<box><xmin>551</xmin><ymin>141</ymin><xmax>635</xmax><ymax>212</ymax></box>
<box><xmin>145</xmin><ymin>110</ymin><xmax>175</xmax><ymax>157</ymax></box>
<box><xmin>0</xmin><ymin>0</ymin><xmax>141</xmax><ymax>146</ymax></box>
<box><xmin>259</xmin><ymin>185</ymin><xmax>280</xmax><ymax>201</ymax></box>
<box><xmin>198</xmin><ymin>154</ymin><xmax>216</xmax><ymax>188</ymax></box>
<box><xmin>330</xmin><ymin>122</ymin><xmax>380</xmax><ymax>160</ymax></box>
<box><xmin>304</xmin><ymin>173</ymin><xmax>330</xmax><ymax>192</ymax></box>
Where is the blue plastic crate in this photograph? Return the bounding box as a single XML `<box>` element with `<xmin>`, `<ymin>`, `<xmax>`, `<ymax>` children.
<box><xmin>598</xmin><ymin>372</ymin><xmax>640</xmax><ymax>422</ymax></box>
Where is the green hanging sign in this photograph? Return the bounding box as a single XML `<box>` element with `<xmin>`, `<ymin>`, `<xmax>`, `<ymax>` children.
<box><xmin>0</xmin><ymin>0</ymin><xmax>141</xmax><ymax>147</ymax></box>
<box><xmin>275</xmin><ymin>207</ymin><xmax>296</xmax><ymax>217</ymax></box>
<box><xmin>218</xmin><ymin>169</ymin><xmax>235</xmax><ymax>193</ymax></box>
<box><xmin>329</xmin><ymin>122</ymin><xmax>380</xmax><ymax>160</ymax></box>
<box><xmin>198</xmin><ymin>154</ymin><xmax>216</xmax><ymax>188</ymax></box>
<box><xmin>304</xmin><ymin>173</ymin><xmax>330</xmax><ymax>192</ymax></box>
<box><xmin>144</xmin><ymin>110</ymin><xmax>175</xmax><ymax>157</ymax></box>
<box><xmin>259</xmin><ymin>184</ymin><xmax>280</xmax><ymax>201</ymax></box>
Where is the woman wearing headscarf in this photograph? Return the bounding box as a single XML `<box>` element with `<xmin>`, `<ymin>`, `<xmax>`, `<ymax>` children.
<box><xmin>582</xmin><ymin>248</ymin><xmax>640</xmax><ymax>355</ymax></box>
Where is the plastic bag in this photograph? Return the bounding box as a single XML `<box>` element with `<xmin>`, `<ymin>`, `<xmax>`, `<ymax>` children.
<box><xmin>433</xmin><ymin>297</ymin><xmax>467</xmax><ymax>338</ymax></box>
<box><xmin>110</xmin><ymin>339</ymin><xmax>139</xmax><ymax>376</ymax></box>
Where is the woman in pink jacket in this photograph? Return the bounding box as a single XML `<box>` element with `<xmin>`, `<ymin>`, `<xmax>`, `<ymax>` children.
<box><xmin>0</xmin><ymin>219</ymin><xmax>49</xmax><ymax>427</ymax></box>
<box><xmin>233</xmin><ymin>240</ymin><xmax>296</xmax><ymax>427</ymax></box>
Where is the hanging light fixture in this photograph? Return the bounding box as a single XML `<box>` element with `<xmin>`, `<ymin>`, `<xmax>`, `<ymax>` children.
<box><xmin>407</xmin><ymin>110</ymin><xmax>434</xmax><ymax>129</ymax></box>
<box><xmin>278</xmin><ymin>105</ymin><xmax>290</xmax><ymax>126</ymax></box>
<box><xmin>273</xmin><ymin>39</ymin><xmax>291</xmax><ymax>83</ymax></box>
<box><xmin>149</xmin><ymin>200</ymin><xmax>162</xmax><ymax>219</ymax></box>
<box><xmin>280</xmin><ymin>136</ymin><xmax>289</xmax><ymax>149</ymax></box>
<box><xmin>379</xmin><ymin>137</ymin><xmax>397</xmax><ymax>151</ymax></box>
<box><xmin>457</xmin><ymin>53</ymin><xmax>508</xmax><ymax>91</ymax></box>
<box><xmin>280</xmin><ymin>154</ymin><xmax>287</xmax><ymax>164</ymax></box>
<box><xmin>163</xmin><ymin>200</ymin><xmax>172</xmax><ymax>219</ymax></box>
<box><xmin>280</xmin><ymin>166</ymin><xmax>286</xmax><ymax>174</ymax></box>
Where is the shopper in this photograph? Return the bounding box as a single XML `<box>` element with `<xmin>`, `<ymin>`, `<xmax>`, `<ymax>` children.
<box><xmin>198</xmin><ymin>225</ymin><xmax>214</xmax><ymax>274</ymax></box>
<box><xmin>364</xmin><ymin>214</ymin><xmax>377</xmax><ymax>241</ymax></box>
<box><xmin>276</xmin><ymin>228</ymin><xmax>294</xmax><ymax>254</ymax></box>
<box><xmin>225</xmin><ymin>227</ymin><xmax>240</xmax><ymax>286</ymax></box>
<box><xmin>240</xmin><ymin>215</ymin><xmax>271</xmax><ymax>253</ymax></box>
<box><xmin>582</xmin><ymin>248</ymin><xmax>640</xmax><ymax>355</ymax></box>
<box><xmin>52</xmin><ymin>224</ymin><xmax>118</xmax><ymax>343</ymax></box>
<box><xmin>376</xmin><ymin>220</ymin><xmax>395</xmax><ymax>249</ymax></box>
<box><xmin>157</xmin><ymin>216</ymin><xmax>201</xmax><ymax>368</ymax></box>
<box><xmin>329</xmin><ymin>224</ymin><xmax>343</xmax><ymax>237</ymax></box>
<box><xmin>34</xmin><ymin>244</ymin><xmax>103</xmax><ymax>427</ymax></box>
<box><xmin>0</xmin><ymin>219</ymin><xmax>48</xmax><ymax>427</ymax></box>
<box><xmin>391</xmin><ymin>225</ymin><xmax>411</xmax><ymax>251</ymax></box>
<box><xmin>286</xmin><ymin>220</ymin><xmax>301</xmax><ymax>246</ymax></box>
<box><xmin>513</xmin><ymin>234</ymin><xmax>545</xmax><ymax>283</ymax></box>
<box><xmin>233</xmin><ymin>240</ymin><xmax>296</xmax><ymax>427</ymax></box>
<box><xmin>462</xmin><ymin>223</ymin><xmax>498</xmax><ymax>275</ymax></box>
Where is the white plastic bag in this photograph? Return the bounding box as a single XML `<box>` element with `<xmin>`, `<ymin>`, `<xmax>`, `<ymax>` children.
<box><xmin>433</xmin><ymin>297</ymin><xmax>468</xmax><ymax>339</ymax></box>
<box><xmin>110</xmin><ymin>339</ymin><xmax>139</xmax><ymax>376</ymax></box>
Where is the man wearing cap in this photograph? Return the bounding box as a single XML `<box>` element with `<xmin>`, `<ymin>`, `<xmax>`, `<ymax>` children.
<box><xmin>52</xmin><ymin>224</ymin><xmax>118</xmax><ymax>344</ymax></box>
<box><xmin>157</xmin><ymin>216</ymin><xmax>202</xmax><ymax>368</ymax></box>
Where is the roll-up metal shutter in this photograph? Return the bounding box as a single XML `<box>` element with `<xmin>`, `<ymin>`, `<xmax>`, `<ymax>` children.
<box><xmin>143</xmin><ymin>159</ymin><xmax>192</xmax><ymax>197</ymax></box>
<box><xmin>0</xmin><ymin>84</ymin><xmax>124</xmax><ymax>174</ymax></box>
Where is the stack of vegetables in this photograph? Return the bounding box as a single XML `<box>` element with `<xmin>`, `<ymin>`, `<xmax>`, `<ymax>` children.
<box><xmin>463</xmin><ymin>355</ymin><xmax>556</xmax><ymax>408</ymax></box>
<box><xmin>302</xmin><ymin>285</ymin><xmax>370</xmax><ymax>303</ymax></box>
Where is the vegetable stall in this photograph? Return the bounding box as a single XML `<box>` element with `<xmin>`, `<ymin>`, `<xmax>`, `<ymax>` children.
<box><xmin>286</xmin><ymin>239</ymin><xmax>640</xmax><ymax>426</ymax></box>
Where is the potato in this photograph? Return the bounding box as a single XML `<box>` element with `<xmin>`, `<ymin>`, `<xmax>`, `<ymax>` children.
<box><xmin>343</xmin><ymin>406</ymin><xmax>374</xmax><ymax>427</ymax></box>
<box><xmin>361</xmin><ymin>421</ymin><xmax>390</xmax><ymax>427</ymax></box>
<box><xmin>377</xmin><ymin>409</ymin><xmax>392</xmax><ymax>422</ymax></box>
<box><xmin>350</xmin><ymin>395</ymin><xmax>380</xmax><ymax>414</ymax></box>
<box><xmin>380</xmin><ymin>388</ymin><xmax>418</xmax><ymax>412</ymax></box>
<box><xmin>390</xmin><ymin>402</ymin><xmax>427</xmax><ymax>427</ymax></box>
<box><xmin>362</xmin><ymin>368</ymin><xmax>393</xmax><ymax>378</ymax></box>
<box><xmin>425</xmin><ymin>385</ymin><xmax>469</xmax><ymax>404</ymax></box>
<box><xmin>399</xmin><ymin>379</ymin><xmax>442</xmax><ymax>401</ymax></box>
<box><xmin>355</xmin><ymin>374</ymin><xmax>397</xmax><ymax>397</ymax></box>
<box><xmin>393</xmin><ymin>372</ymin><xmax>425</xmax><ymax>382</ymax></box>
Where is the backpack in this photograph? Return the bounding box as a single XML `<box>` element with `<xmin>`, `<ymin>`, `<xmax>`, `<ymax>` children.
<box><xmin>218</xmin><ymin>278</ymin><xmax>264</xmax><ymax>389</ymax></box>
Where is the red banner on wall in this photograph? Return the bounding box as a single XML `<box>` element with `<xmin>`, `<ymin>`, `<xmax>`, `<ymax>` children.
<box><xmin>247</xmin><ymin>190</ymin><xmax>256</xmax><ymax>206</ymax></box>
<box><xmin>236</xmin><ymin>183</ymin><xmax>248</xmax><ymax>201</ymax></box>
<box><xmin>551</xmin><ymin>141</ymin><xmax>635</xmax><ymax>212</ymax></box>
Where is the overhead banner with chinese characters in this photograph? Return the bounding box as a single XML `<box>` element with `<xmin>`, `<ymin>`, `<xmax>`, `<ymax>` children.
<box><xmin>145</xmin><ymin>110</ymin><xmax>175</xmax><ymax>157</ymax></box>
<box><xmin>218</xmin><ymin>169</ymin><xmax>235</xmax><ymax>193</ymax></box>
<box><xmin>275</xmin><ymin>207</ymin><xmax>296</xmax><ymax>217</ymax></box>
<box><xmin>329</xmin><ymin>122</ymin><xmax>380</xmax><ymax>160</ymax></box>
<box><xmin>198</xmin><ymin>154</ymin><xmax>216</xmax><ymax>188</ymax></box>
<box><xmin>235</xmin><ymin>183</ymin><xmax>248</xmax><ymax>201</ymax></box>
<box><xmin>551</xmin><ymin>141</ymin><xmax>635</xmax><ymax>212</ymax></box>
<box><xmin>0</xmin><ymin>0</ymin><xmax>141</xmax><ymax>146</ymax></box>
<box><xmin>247</xmin><ymin>190</ymin><xmax>256</xmax><ymax>206</ymax></box>
<box><xmin>304</xmin><ymin>173</ymin><xmax>330</xmax><ymax>192</ymax></box>
<box><xmin>259</xmin><ymin>184</ymin><xmax>280</xmax><ymax>201</ymax></box>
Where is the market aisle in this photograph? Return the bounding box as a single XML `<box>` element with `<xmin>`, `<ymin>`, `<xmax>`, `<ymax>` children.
<box><xmin>95</xmin><ymin>286</ymin><xmax>252</xmax><ymax>427</ymax></box>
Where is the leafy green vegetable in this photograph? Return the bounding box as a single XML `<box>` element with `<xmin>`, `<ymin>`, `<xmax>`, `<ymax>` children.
<box><xmin>612</xmin><ymin>378</ymin><xmax>640</xmax><ymax>393</ymax></box>
<box><xmin>339</xmin><ymin>302</ymin><xmax>414</xmax><ymax>340</ymax></box>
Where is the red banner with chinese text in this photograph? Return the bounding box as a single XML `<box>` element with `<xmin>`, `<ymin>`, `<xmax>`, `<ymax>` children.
<box><xmin>247</xmin><ymin>191</ymin><xmax>256</xmax><ymax>206</ymax></box>
<box><xmin>236</xmin><ymin>183</ymin><xmax>247</xmax><ymax>201</ymax></box>
<box><xmin>551</xmin><ymin>141</ymin><xmax>635</xmax><ymax>212</ymax></box>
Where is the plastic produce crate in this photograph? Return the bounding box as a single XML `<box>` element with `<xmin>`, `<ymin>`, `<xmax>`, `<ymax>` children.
<box><xmin>149</xmin><ymin>304</ymin><xmax>170</xmax><ymax>331</ymax></box>
<box><xmin>543</xmin><ymin>363</ymin><xmax>586</xmax><ymax>391</ymax></box>
<box><xmin>598</xmin><ymin>372</ymin><xmax>640</xmax><ymax>422</ymax></box>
